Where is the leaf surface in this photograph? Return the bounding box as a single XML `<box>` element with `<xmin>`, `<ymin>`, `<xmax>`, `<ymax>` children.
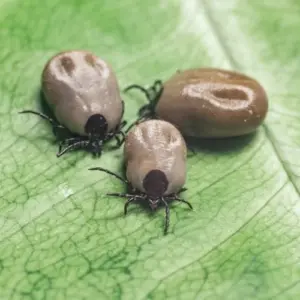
<box><xmin>0</xmin><ymin>0</ymin><xmax>299</xmax><ymax>299</ymax></box>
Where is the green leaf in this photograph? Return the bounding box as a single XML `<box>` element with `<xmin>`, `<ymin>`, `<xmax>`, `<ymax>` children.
<box><xmin>1</xmin><ymin>0</ymin><xmax>299</xmax><ymax>299</ymax></box>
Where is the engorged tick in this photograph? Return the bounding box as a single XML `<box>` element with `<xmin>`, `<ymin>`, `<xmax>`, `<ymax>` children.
<box><xmin>89</xmin><ymin>119</ymin><xmax>193</xmax><ymax>234</ymax></box>
<box><xmin>124</xmin><ymin>68</ymin><xmax>268</xmax><ymax>138</ymax></box>
<box><xmin>19</xmin><ymin>50</ymin><xmax>127</xmax><ymax>157</ymax></box>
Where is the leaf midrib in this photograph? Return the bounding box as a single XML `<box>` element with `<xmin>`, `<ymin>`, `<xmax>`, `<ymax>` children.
<box><xmin>201</xmin><ymin>0</ymin><xmax>300</xmax><ymax>196</ymax></box>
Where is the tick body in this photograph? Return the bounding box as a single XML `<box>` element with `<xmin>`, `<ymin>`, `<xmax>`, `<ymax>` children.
<box><xmin>125</xmin><ymin>68</ymin><xmax>268</xmax><ymax>138</ymax></box>
<box><xmin>89</xmin><ymin>119</ymin><xmax>193</xmax><ymax>234</ymax></box>
<box><xmin>20</xmin><ymin>50</ymin><xmax>126</xmax><ymax>157</ymax></box>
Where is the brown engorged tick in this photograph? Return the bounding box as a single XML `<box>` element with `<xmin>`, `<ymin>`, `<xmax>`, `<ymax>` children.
<box><xmin>124</xmin><ymin>68</ymin><xmax>268</xmax><ymax>138</ymax></box>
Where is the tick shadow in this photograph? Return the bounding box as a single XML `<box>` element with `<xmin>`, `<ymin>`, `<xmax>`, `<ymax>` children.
<box><xmin>186</xmin><ymin>132</ymin><xmax>257</xmax><ymax>156</ymax></box>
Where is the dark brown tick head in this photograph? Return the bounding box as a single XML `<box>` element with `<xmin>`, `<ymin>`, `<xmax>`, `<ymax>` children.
<box><xmin>84</xmin><ymin>114</ymin><xmax>108</xmax><ymax>140</ymax></box>
<box><xmin>143</xmin><ymin>170</ymin><xmax>169</xmax><ymax>210</ymax></box>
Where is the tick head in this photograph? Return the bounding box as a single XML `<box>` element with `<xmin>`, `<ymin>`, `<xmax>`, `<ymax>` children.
<box><xmin>85</xmin><ymin>114</ymin><xmax>108</xmax><ymax>140</ymax></box>
<box><xmin>143</xmin><ymin>169</ymin><xmax>169</xmax><ymax>210</ymax></box>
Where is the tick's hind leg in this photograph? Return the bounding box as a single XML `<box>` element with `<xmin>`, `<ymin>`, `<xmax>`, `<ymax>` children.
<box><xmin>113</xmin><ymin>123</ymin><xmax>126</xmax><ymax>147</ymax></box>
<box><xmin>124</xmin><ymin>84</ymin><xmax>152</xmax><ymax>102</ymax></box>
<box><xmin>19</xmin><ymin>109</ymin><xmax>76</xmax><ymax>153</ymax></box>
<box><xmin>58</xmin><ymin>136</ymin><xmax>82</xmax><ymax>152</ymax></box>
<box><xmin>114</xmin><ymin>130</ymin><xmax>126</xmax><ymax>147</ymax></box>
<box><xmin>124</xmin><ymin>80</ymin><xmax>163</xmax><ymax>118</ymax></box>
<box><xmin>171</xmin><ymin>191</ymin><xmax>193</xmax><ymax>210</ymax></box>
<box><xmin>116</xmin><ymin>120</ymin><xmax>127</xmax><ymax>144</ymax></box>
<box><xmin>178</xmin><ymin>187</ymin><xmax>187</xmax><ymax>194</ymax></box>
<box><xmin>19</xmin><ymin>110</ymin><xmax>57</xmax><ymax>125</ymax></box>
<box><xmin>161</xmin><ymin>198</ymin><xmax>170</xmax><ymax>235</ymax></box>
<box><xmin>150</xmin><ymin>80</ymin><xmax>163</xmax><ymax>97</ymax></box>
<box><xmin>105</xmin><ymin>127</ymin><xmax>126</xmax><ymax>148</ymax></box>
<box><xmin>124</xmin><ymin>197</ymin><xmax>137</xmax><ymax>215</ymax></box>
<box><xmin>56</xmin><ymin>140</ymin><xmax>90</xmax><ymax>157</ymax></box>
<box><xmin>106</xmin><ymin>193</ymin><xmax>138</xmax><ymax>215</ymax></box>
<box><xmin>89</xmin><ymin>167</ymin><xmax>129</xmax><ymax>185</ymax></box>
<box><xmin>125</xmin><ymin>114</ymin><xmax>154</xmax><ymax>133</ymax></box>
<box><xmin>166</xmin><ymin>188</ymin><xmax>193</xmax><ymax>210</ymax></box>
<box><xmin>124</xmin><ymin>80</ymin><xmax>163</xmax><ymax>132</ymax></box>
<box><xmin>119</xmin><ymin>120</ymin><xmax>127</xmax><ymax>130</ymax></box>
<box><xmin>113</xmin><ymin>135</ymin><xmax>122</xmax><ymax>148</ymax></box>
<box><xmin>138</xmin><ymin>104</ymin><xmax>155</xmax><ymax>118</ymax></box>
<box><xmin>174</xmin><ymin>197</ymin><xmax>193</xmax><ymax>210</ymax></box>
<box><xmin>124</xmin><ymin>80</ymin><xmax>163</xmax><ymax>104</ymax></box>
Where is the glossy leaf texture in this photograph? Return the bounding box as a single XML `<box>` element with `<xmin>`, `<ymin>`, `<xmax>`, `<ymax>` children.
<box><xmin>1</xmin><ymin>0</ymin><xmax>299</xmax><ymax>299</ymax></box>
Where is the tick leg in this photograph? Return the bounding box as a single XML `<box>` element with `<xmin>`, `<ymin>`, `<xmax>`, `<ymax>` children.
<box><xmin>125</xmin><ymin>120</ymin><xmax>138</xmax><ymax>133</ymax></box>
<box><xmin>105</xmin><ymin>128</ymin><xmax>125</xmax><ymax>148</ymax></box>
<box><xmin>149</xmin><ymin>80</ymin><xmax>163</xmax><ymax>96</ymax></box>
<box><xmin>19</xmin><ymin>110</ymin><xmax>57</xmax><ymax>125</ymax></box>
<box><xmin>89</xmin><ymin>167</ymin><xmax>129</xmax><ymax>185</ymax></box>
<box><xmin>119</xmin><ymin>120</ymin><xmax>127</xmax><ymax>129</ymax></box>
<box><xmin>138</xmin><ymin>104</ymin><xmax>152</xmax><ymax>117</ymax></box>
<box><xmin>58</xmin><ymin>140</ymin><xmax>65</xmax><ymax>153</ymax></box>
<box><xmin>106</xmin><ymin>130</ymin><xmax>126</xmax><ymax>148</ymax></box>
<box><xmin>96</xmin><ymin>146</ymin><xmax>102</xmax><ymax>157</ymax></box>
<box><xmin>153</xmin><ymin>80</ymin><xmax>163</xmax><ymax>92</ymax></box>
<box><xmin>161</xmin><ymin>198</ymin><xmax>170</xmax><ymax>235</ymax></box>
<box><xmin>62</xmin><ymin>137</ymin><xmax>82</xmax><ymax>145</ymax></box>
<box><xmin>121</xmin><ymin>100</ymin><xmax>125</xmax><ymax>118</ymax></box>
<box><xmin>56</xmin><ymin>140</ymin><xmax>89</xmax><ymax>157</ymax></box>
<box><xmin>115</xmin><ymin>131</ymin><xmax>126</xmax><ymax>146</ymax></box>
<box><xmin>115</xmin><ymin>135</ymin><xmax>121</xmax><ymax>146</ymax></box>
<box><xmin>178</xmin><ymin>187</ymin><xmax>188</xmax><ymax>194</ymax></box>
<box><xmin>124</xmin><ymin>197</ymin><xmax>136</xmax><ymax>215</ymax></box>
<box><xmin>174</xmin><ymin>197</ymin><xmax>193</xmax><ymax>210</ymax></box>
<box><xmin>19</xmin><ymin>109</ymin><xmax>68</xmax><ymax>137</ymax></box>
<box><xmin>58</xmin><ymin>137</ymin><xmax>81</xmax><ymax>153</ymax></box>
<box><xmin>123</xmin><ymin>84</ymin><xmax>152</xmax><ymax>102</ymax></box>
<box><xmin>113</xmin><ymin>135</ymin><xmax>123</xmax><ymax>149</ymax></box>
<box><xmin>104</xmin><ymin>131</ymin><xmax>114</xmax><ymax>142</ymax></box>
<box><xmin>125</xmin><ymin>116</ymin><xmax>150</xmax><ymax>133</ymax></box>
<box><xmin>106</xmin><ymin>193</ymin><xmax>134</xmax><ymax>198</ymax></box>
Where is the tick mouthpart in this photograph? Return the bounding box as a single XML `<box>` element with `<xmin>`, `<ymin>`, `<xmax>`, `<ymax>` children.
<box><xmin>84</xmin><ymin>114</ymin><xmax>108</xmax><ymax>138</ymax></box>
<box><xmin>149</xmin><ymin>198</ymin><xmax>160</xmax><ymax>210</ymax></box>
<box><xmin>89</xmin><ymin>139</ymin><xmax>103</xmax><ymax>156</ymax></box>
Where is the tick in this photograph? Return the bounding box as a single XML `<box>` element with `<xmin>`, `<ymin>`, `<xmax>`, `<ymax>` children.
<box><xmin>20</xmin><ymin>50</ymin><xmax>127</xmax><ymax>157</ymax></box>
<box><xmin>89</xmin><ymin>119</ymin><xmax>193</xmax><ymax>234</ymax></box>
<box><xmin>124</xmin><ymin>68</ymin><xmax>268</xmax><ymax>138</ymax></box>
